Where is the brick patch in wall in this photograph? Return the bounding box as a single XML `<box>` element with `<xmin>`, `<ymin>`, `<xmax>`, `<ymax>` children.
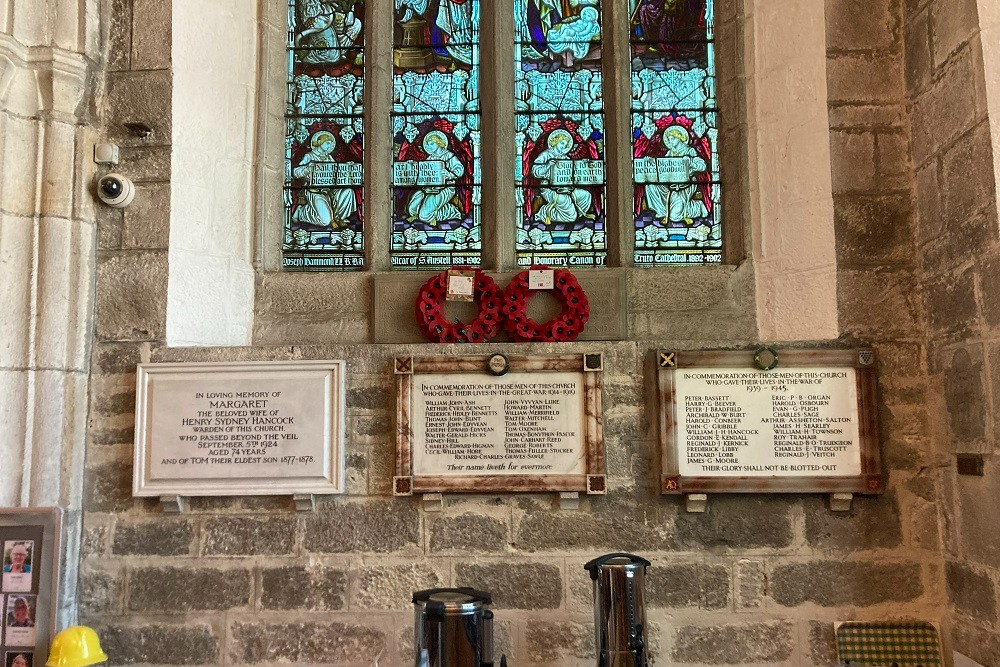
<box><xmin>112</xmin><ymin>519</ymin><xmax>195</xmax><ymax>556</ymax></box>
<box><xmin>260</xmin><ymin>566</ymin><xmax>348</xmax><ymax>611</ymax></box>
<box><xmin>303</xmin><ymin>501</ymin><xmax>419</xmax><ymax>553</ymax></box>
<box><xmin>202</xmin><ymin>517</ymin><xmax>298</xmax><ymax>556</ymax></box>
<box><xmin>429</xmin><ymin>513</ymin><xmax>509</xmax><ymax>553</ymax></box>
<box><xmin>229</xmin><ymin>620</ymin><xmax>388</xmax><ymax>665</ymax></box>
<box><xmin>803</xmin><ymin>493</ymin><xmax>903</xmax><ymax>550</ymax></box>
<box><xmin>673</xmin><ymin>496</ymin><xmax>795</xmax><ymax>550</ymax></box>
<box><xmin>770</xmin><ymin>561</ymin><xmax>924</xmax><ymax>607</ymax></box>
<box><xmin>127</xmin><ymin>567</ymin><xmax>251</xmax><ymax>612</ymax></box>
<box><xmin>97</xmin><ymin>623</ymin><xmax>220</xmax><ymax>666</ymax></box>
<box><xmin>354</xmin><ymin>563</ymin><xmax>445</xmax><ymax>611</ymax></box>
<box><xmin>946</xmin><ymin>560</ymin><xmax>998</xmax><ymax>625</ymax></box>
<box><xmin>671</xmin><ymin>621</ymin><xmax>794</xmax><ymax>664</ymax></box>
<box><xmin>455</xmin><ymin>562</ymin><xmax>562</xmax><ymax>610</ymax></box>
<box><xmin>645</xmin><ymin>562</ymin><xmax>730</xmax><ymax>610</ymax></box>
<box><xmin>524</xmin><ymin>620</ymin><xmax>595</xmax><ymax>663</ymax></box>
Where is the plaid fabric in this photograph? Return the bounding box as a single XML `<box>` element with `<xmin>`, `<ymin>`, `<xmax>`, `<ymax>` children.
<box><xmin>835</xmin><ymin>621</ymin><xmax>942</xmax><ymax>666</ymax></box>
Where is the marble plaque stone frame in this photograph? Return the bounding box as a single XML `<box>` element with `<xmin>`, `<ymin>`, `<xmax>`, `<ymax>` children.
<box><xmin>134</xmin><ymin>361</ymin><xmax>346</xmax><ymax>497</ymax></box>
<box><xmin>394</xmin><ymin>353</ymin><xmax>607</xmax><ymax>495</ymax></box>
<box><xmin>657</xmin><ymin>348</ymin><xmax>884</xmax><ymax>495</ymax></box>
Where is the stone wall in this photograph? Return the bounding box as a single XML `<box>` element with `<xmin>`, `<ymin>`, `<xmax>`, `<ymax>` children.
<box><xmin>903</xmin><ymin>0</ymin><xmax>1000</xmax><ymax>663</ymax></box>
<box><xmin>82</xmin><ymin>342</ymin><xmax>945</xmax><ymax>666</ymax></box>
<box><xmin>74</xmin><ymin>1</ymin><xmax>970</xmax><ymax>666</ymax></box>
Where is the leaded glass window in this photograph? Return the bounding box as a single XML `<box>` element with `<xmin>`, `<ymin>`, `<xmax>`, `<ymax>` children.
<box><xmin>283</xmin><ymin>0</ymin><xmax>366</xmax><ymax>271</ymax></box>
<box><xmin>631</xmin><ymin>0</ymin><xmax>722</xmax><ymax>265</ymax></box>
<box><xmin>514</xmin><ymin>0</ymin><xmax>608</xmax><ymax>268</ymax></box>
<box><xmin>390</xmin><ymin>0</ymin><xmax>482</xmax><ymax>269</ymax></box>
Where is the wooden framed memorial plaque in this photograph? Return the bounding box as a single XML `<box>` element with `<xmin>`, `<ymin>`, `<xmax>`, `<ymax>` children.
<box><xmin>657</xmin><ymin>348</ymin><xmax>883</xmax><ymax>496</ymax></box>
<box><xmin>134</xmin><ymin>361</ymin><xmax>346</xmax><ymax>497</ymax></box>
<box><xmin>394</xmin><ymin>354</ymin><xmax>606</xmax><ymax>496</ymax></box>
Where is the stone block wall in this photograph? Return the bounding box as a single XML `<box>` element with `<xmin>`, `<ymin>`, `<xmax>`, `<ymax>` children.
<box><xmin>82</xmin><ymin>341</ymin><xmax>945</xmax><ymax>666</ymax></box>
<box><xmin>903</xmin><ymin>0</ymin><xmax>1000</xmax><ymax>663</ymax></box>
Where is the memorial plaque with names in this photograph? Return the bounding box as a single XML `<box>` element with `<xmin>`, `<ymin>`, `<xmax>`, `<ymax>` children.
<box><xmin>657</xmin><ymin>349</ymin><xmax>883</xmax><ymax>495</ymax></box>
<box><xmin>134</xmin><ymin>361</ymin><xmax>346</xmax><ymax>497</ymax></box>
<box><xmin>394</xmin><ymin>354</ymin><xmax>606</xmax><ymax>496</ymax></box>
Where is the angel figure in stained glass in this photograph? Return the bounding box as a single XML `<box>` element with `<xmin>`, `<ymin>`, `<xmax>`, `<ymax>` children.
<box><xmin>407</xmin><ymin>130</ymin><xmax>466</xmax><ymax>225</ymax></box>
<box><xmin>297</xmin><ymin>0</ymin><xmax>362</xmax><ymax>64</ymax></box>
<box><xmin>634</xmin><ymin>117</ymin><xmax>712</xmax><ymax>226</ymax></box>
<box><xmin>292</xmin><ymin>130</ymin><xmax>360</xmax><ymax>228</ymax></box>
<box><xmin>531</xmin><ymin>129</ymin><xmax>593</xmax><ymax>224</ymax></box>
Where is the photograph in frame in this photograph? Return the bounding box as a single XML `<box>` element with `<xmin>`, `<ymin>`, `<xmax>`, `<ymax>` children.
<box><xmin>1</xmin><ymin>542</ymin><xmax>33</xmax><ymax>593</ymax></box>
<box><xmin>4</xmin><ymin>595</ymin><xmax>36</xmax><ymax>647</ymax></box>
<box><xmin>4</xmin><ymin>652</ymin><xmax>32</xmax><ymax>667</ymax></box>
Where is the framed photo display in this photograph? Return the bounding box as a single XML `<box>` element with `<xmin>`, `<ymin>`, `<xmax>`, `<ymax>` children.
<box><xmin>657</xmin><ymin>348</ymin><xmax>884</xmax><ymax>495</ymax></box>
<box><xmin>0</xmin><ymin>509</ymin><xmax>60</xmax><ymax>666</ymax></box>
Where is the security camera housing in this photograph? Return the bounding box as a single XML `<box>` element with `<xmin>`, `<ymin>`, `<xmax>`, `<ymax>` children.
<box><xmin>96</xmin><ymin>173</ymin><xmax>136</xmax><ymax>208</ymax></box>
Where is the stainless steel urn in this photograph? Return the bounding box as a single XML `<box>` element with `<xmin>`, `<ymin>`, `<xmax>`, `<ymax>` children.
<box><xmin>413</xmin><ymin>588</ymin><xmax>497</xmax><ymax>667</ymax></box>
<box><xmin>584</xmin><ymin>553</ymin><xmax>651</xmax><ymax>667</ymax></box>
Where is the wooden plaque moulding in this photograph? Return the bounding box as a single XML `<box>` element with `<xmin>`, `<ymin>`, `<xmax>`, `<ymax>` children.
<box><xmin>657</xmin><ymin>347</ymin><xmax>884</xmax><ymax>512</ymax></box>
<box><xmin>394</xmin><ymin>353</ymin><xmax>607</xmax><ymax>504</ymax></box>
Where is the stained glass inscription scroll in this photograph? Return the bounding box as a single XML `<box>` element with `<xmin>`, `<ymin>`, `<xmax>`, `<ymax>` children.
<box><xmin>284</xmin><ymin>0</ymin><xmax>366</xmax><ymax>271</ymax></box>
<box><xmin>515</xmin><ymin>0</ymin><xmax>608</xmax><ymax>268</ymax></box>
<box><xmin>631</xmin><ymin>0</ymin><xmax>722</xmax><ymax>265</ymax></box>
<box><xmin>391</xmin><ymin>0</ymin><xmax>482</xmax><ymax>269</ymax></box>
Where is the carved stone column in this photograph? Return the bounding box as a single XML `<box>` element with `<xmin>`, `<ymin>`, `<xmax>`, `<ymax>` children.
<box><xmin>0</xmin><ymin>0</ymin><xmax>101</xmax><ymax>626</ymax></box>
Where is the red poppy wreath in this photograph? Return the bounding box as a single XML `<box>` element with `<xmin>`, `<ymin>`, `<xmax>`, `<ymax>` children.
<box><xmin>415</xmin><ymin>268</ymin><xmax>504</xmax><ymax>343</ymax></box>
<box><xmin>502</xmin><ymin>266</ymin><xmax>590</xmax><ymax>342</ymax></box>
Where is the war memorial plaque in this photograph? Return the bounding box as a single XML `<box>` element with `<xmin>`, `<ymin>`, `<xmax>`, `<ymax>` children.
<box><xmin>657</xmin><ymin>349</ymin><xmax>883</xmax><ymax>495</ymax></box>
<box><xmin>134</xmin><ymin>361</ymin><xmax>346</xmax><ymax>497</ymax></box>
<box><xmin>394</xmin><ymin>354</ymin><xmax>606</xmax><ymax>495</ymax></box>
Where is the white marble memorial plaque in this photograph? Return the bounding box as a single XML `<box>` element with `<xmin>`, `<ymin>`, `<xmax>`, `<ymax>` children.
<box><xmin>675</xmin><ymin>368</ymin><xmax>862</xmax><ymax>477</ymax></box>
<box><xmin>658</xmin><ymin>348</ymin><xmax>884</xmax><ymax>496</ymax></box>
<box><xmin>134</xmin><ymin>361</ymin><xmax>346</xmax><ymax>496</ymax></box>
<box><xmin>411</xmin><ymin>372</ymin><xmax>586</xmax><ymax>477</ymax></box>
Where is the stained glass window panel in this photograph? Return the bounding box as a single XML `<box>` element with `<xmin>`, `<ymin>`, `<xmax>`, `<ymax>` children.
<box><xmin>284</xmin><ymin>0</ymin><xmax>366</xmax><ymax>271</ymax></box>
<box><xmin>392</xmin><ymin>0</ymin><xmax>482</xmax><ymax>269</ymax></box>
<box><xmin>515</xmin><ymin>0</ymin><xmax>608</xmax><ymax>268</ymax></box>
<box><xmin>630</xmin><ymin>0</ymin><xmax>721</xmax><ymax>265</ymax></box>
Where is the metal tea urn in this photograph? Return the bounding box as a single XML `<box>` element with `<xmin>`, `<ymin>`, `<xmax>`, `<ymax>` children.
<box><xmin>413</xmin><ymin>587</ymin><xmax>501</xmax><ymax>667</ymax></box>
<box><xmin>584</xmin><ymin>553</ymin><xmax>652</xmax><ymax>667</ymax></box>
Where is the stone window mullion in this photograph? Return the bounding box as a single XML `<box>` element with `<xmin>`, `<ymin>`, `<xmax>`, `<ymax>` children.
<box><xmin>482</xmin><ymin>0</ymin><xmax>516</xmax><ymax>271</ymax></box>
<box><xmin>367</xmin><ymin>0</ymin><xmax>395</xmax><ymax>271</ymax></box>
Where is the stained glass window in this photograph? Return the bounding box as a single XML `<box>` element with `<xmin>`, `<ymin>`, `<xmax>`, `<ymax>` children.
<box><xmin>514</xmin><ymin>0</ymin><xmax>607</xmax><ymax>268</ymax></box>
<box><xmin>630</xmin><ymin>0</ymin><xmax>722</xmax><ymax>265</ymax></box>
<box><xmin>391</xmin><ymin>0</ymin><xmax>482</xmax><ymax>269</ymax></box>
<box><xmin>283</xmin><ymin>0</ymin><xmax>366</xmax><ymax>271</ymax></box>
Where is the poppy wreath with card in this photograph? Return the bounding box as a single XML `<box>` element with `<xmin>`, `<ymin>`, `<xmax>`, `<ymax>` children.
<box><xmin>502</xmin><ymin>266</ymin><xmax>590</xmax><ymax>342</ymax></box>
<box><xmin>415</xmin><ymin>267</ymin><xmax>504</xmax><ymax>343</ymax></box>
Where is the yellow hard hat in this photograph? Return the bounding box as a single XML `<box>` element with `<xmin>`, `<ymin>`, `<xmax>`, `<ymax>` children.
<box><xmin>46</xmin><ymin>626</ymin><xmax>108</xmax><ymax>667</ymax></box>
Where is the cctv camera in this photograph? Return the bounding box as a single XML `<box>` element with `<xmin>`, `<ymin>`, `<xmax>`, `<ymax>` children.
<box><xmin>96</xmin><ymin>173</ymin><xmax>135</xmax><ymax>208</ymax></box>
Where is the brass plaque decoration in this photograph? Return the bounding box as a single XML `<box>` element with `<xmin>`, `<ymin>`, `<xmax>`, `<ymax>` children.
<box><xmin>395</xmin><ymin>354</ymin><xmax>606</xmax><ymax>495</ymax></box>
<box><xmin>657</xmin><ymin>348</ymin><xmax>883</xmax><ymax>496</ymax></box>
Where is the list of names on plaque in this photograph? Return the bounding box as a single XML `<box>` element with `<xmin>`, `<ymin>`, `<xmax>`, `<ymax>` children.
<box><xmin>148</xmin><ymin>374</ymin><xmax>329</xmax><ymax>481</ymax></box>
<box><xmin>675</xmin><ymin>368</ymin><xmax>862</xmax><ymax>477</ymax></box>
<box><xmin>411</xmin><ymin>372</ymin><xmax>586</xmax><ymax>477</ymax></box>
